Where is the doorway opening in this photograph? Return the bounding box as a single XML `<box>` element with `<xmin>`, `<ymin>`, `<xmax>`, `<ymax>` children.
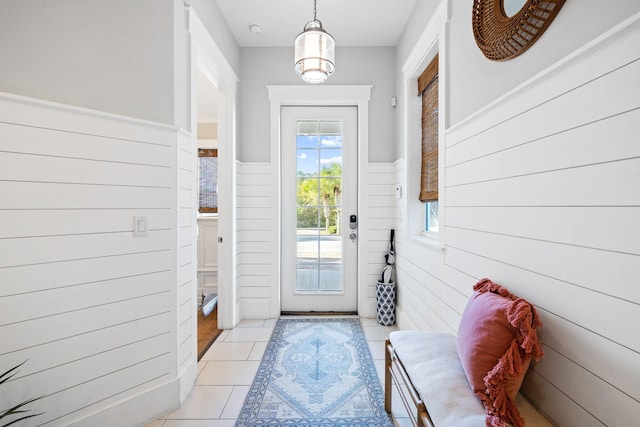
<box><xmin>188</xmin><ymin>7</ymin><xmax>238</xmax><ymax>337</ymax></box>
<box><xmin>195</xmin><ymin>68</ymin><xmax>223</xmax><ymax>359</ymax></box>
<box><xmin>267</xmin><ymin>85</ymin><xmax>372</xmax><ymax>318</ymax></box>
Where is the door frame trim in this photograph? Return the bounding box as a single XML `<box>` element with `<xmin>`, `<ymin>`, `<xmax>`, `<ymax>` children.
<box><xmin>280</xmin><ymin>106</ymin><xmax>358</xmax><ymax>312</ymax></box>
<box><xmin>267</xmin><ymin>85</ymin><xmax>373</xmax><ymax>318</ymax></box>
<box><xmin>188</xmin><ymin>8</ymin><xmax>238</xmax><ymax>329</ymax></box>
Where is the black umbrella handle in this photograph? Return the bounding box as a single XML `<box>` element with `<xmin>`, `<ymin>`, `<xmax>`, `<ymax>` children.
<box><xmin>389</xmin><ymin>229</ymin><xmax>395</xmax><ymax>252</ymax></box>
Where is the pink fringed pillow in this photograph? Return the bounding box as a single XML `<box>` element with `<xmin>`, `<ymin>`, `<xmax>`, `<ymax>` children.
<box><xmin>457</xmin><ymin>278</ymin><xmax>544</xmax><ymax>427</ymax></box>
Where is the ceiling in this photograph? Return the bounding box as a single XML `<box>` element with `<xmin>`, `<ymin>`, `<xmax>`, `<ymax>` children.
<box><xmin>215</xmin><ymin>0</ymin><xmax>418</xmax><ymax>47</ymax></box>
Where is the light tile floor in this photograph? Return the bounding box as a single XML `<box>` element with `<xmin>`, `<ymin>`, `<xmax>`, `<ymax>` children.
<box><xmin>147</xmin><ymin>317</ymin><xmax>412</xmax><ymax>427</ymax></box>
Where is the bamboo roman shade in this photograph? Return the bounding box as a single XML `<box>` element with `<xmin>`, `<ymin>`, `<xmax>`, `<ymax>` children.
<box><xmin>198</xmin><ymin>148</ymin><xmax>218</xmax><ymax>213</ymax></box>
<box><xmin>418</xmin><ymin>54</ymin><xmax>439</xmax><ymax>203</ymax></box>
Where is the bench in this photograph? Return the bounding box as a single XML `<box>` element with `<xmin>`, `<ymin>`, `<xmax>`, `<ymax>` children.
<box><xmin>384</xmin><ymin>331</ymin><xmax>553</xmax><ymax>427</ymax></box>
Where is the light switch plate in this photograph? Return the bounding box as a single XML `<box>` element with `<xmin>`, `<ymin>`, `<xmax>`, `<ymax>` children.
<box><xmin>133</xmin><ymin>216</ymin><xmax>149</xmax><ymax>237</ymax></box>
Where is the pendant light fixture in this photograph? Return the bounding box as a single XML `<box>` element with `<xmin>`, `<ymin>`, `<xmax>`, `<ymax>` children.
<box><xmin>294</xmin><ymin>0</ymin><xmax>335</xmax><ymax>84</ymax></box>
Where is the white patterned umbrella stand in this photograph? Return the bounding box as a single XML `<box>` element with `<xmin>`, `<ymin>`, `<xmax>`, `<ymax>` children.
<box><xmin>376</xmin><ymin>281</ymin><xmax>396</xmax><ymax>326</ymax></box>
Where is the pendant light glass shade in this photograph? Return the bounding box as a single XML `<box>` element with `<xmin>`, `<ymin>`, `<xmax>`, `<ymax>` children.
<box><xmin>294</xmin><ymin>18</ymin><xmax>335</xmax><ymax>83</ymax></box>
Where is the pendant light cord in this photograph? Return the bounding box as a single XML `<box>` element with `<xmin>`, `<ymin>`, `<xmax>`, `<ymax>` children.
<box><xmin>313</xmin><ymin>0</ymin><xmax>317</xmax><ymax>21</ymax></box>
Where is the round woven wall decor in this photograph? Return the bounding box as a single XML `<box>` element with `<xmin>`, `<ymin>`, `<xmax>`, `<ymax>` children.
<box><xmin>472</xmin><ymin>0</ymin><xmax>566</xmax><ymax>61</ymax></box>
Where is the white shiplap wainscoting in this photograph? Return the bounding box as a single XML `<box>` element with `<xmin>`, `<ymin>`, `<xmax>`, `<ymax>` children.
<box><xmin>236</xmin><ymin>161</ymin><xmax>399</xmax><ymax>320</ymax></box>
<box><xmin>0</xmin><ymin>94</ymin><xmax>189</xmax><ymax>426</ymax></box>
<box><xmin>176</xmin><ymin>129</ymin><xmax>198</xmax><ymax>402</ymax></box>
<box><xmin>236</xmin><ymin>162</ymin><xmax>273</xmax><ymax>319</ymax></box>
<box><xmin>395</xmin><ymin>15</ymin><xmax>640</xmax><ymax>427</ymax></box>
<box><xmin>365</xmin><ymin>162</ymin><xmax>401</xmax><ymax>316</ymax></box>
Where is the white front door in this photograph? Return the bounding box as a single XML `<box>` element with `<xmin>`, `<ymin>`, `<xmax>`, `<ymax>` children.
<box><xmin>281</xmin><ymin>106</ymin><xmax>358</xmax><ymax>313</ymax></box>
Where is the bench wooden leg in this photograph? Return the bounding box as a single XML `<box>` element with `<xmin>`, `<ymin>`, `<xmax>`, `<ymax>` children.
<box><xmin>418</xmin><ymin>402</ymin><xmax>430</xmax><ymax>427</ymax></box>
<box><xmin>385</xmin><ymin>338</ymin><xmax>436</xmax><ymax>427</ymax></box>
<box><xmin>384</xmin><ymin>338</ymin><xmax>392</xmax><ymax>413</ymax></box>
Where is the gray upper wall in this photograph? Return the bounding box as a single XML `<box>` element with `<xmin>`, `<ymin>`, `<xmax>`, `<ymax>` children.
<box><xmin>392</xmin><ymin>0</ymin><xmax>640</xmax><ymax>159</ymax></box>
<box><xmin>395</xmin><ymin>0</ymin><xmax>440</xmax><ymax>72</ymax></box>
<box><xmin>395</xmin><ymin>0</ymin><xmax>640</xmax><ymax>129</ymax></box>
<box><xmin>6</xmin><ymin>1</ymin><xmax>637</xmax><ymax>152</ymax></box>
<box><xmin>188</xmin><ymin>0</ymin><xmax>240</xmax><ymax>74</ymax></box>
<box><xmin>238</xmin><ymin>46</ymin><xmax>396</xmax><ymax>163</ymax></box>
<box><xmin>0</xmin><ymin>0</ymin><xmax>239</xmax><ymax>126</ymax></box>
<box><xmin>447</xmin><ymin>0</ymin><xmax>640</xmax><ymax>126</ymax></box>
<box><xmin>0</xmin><ymin>0</ymin><xmax>175</xmax><ymax>124</ymax></box>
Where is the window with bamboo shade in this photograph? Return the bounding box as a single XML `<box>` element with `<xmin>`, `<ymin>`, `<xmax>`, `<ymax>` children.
<box><xmin>418</xmin><ymin>54</ymin><xmax>439</xmax><ymax>204</ymax></box>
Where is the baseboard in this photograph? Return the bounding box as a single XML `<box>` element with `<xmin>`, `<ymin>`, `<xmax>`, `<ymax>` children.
<box><xmin>67</xmin><ymin>379</ymin><xmax>180</xmax><ymax>427</ymax></box>
<box><xmin>179</xmin><ymin>358</ymin><xmax>198</xmax><ymax>403</ymax></box>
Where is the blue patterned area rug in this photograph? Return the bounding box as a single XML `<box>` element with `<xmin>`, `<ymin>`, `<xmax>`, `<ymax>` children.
<box><xmin>235</xmin><ymin>317</ymin><xmax>393</xmax><ymax>427</ymax></box>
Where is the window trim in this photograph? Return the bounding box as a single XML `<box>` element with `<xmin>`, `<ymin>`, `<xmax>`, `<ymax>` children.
<box><xmin>400</xmin><ymin>0</ymin><xmax>447</xmax><ymax>249</ymax></box>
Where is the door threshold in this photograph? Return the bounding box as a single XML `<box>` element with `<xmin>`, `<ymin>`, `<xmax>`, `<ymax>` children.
<box><xmin>281</xmin><ymin>311</ymin><xmax>358</xmax><ymax>316</ymax></box>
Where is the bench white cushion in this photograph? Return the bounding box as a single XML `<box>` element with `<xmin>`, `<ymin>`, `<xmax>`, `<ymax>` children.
<box><xmin>390</xmin><ymin>331</ymin><xmax>486</xmax><ymax>427</ymax></box>
<box><xmin>389</xmin><ymin>330</ymin><xmax>553</xmax><ymax>427</ymax></box>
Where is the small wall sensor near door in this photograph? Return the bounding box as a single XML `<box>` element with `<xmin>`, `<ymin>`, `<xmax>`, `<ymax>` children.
<box><xmin>395</xmin><ymin>186</ymin><xmax>402</xmax><ymax>199</ymax></box>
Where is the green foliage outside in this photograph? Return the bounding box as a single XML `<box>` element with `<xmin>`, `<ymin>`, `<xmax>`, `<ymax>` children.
<box><xmin>297</xmin><ymin>163</ymin><xmax>342</xmax><ymax>233</ymax></box>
